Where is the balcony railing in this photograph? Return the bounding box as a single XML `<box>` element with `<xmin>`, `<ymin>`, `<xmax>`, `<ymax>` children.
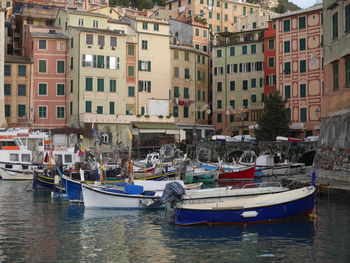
<box><xmin>79</xmin><ymin>113</ymin><xmax>175</xmax><ymax>124</ymax></box>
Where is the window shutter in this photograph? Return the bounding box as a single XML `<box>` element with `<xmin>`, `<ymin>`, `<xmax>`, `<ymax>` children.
<box><xmin>147</xmin><ymin>81</ymin><xmax>151</xmax><ymax>92</ymax></box>
<box><xmin>138</xmin><ymin>81</ymin><xmax>142</xmax><ymax>92</ymax></box>
<box><xmin>93</xmin><ymin>55</ymin><xmax>97</xmax><ymax>68</ymax></box>
<box><xmin>148</xmin><ymin>61</ymin><xmax>151</xmax><ymax>72</ymax></box>
<box><xmin>138</xmin><ymin>60</ymin><xmax>142</xmax><ymax>70</ymax></box>
<box><xmin>227</xmin><ymin>64</ymin><xmax>230</xmax><ymax>73</ymax></box>
<box><xmin>82</xmin><ymin>55</ymin><xmax>86</xmax><ymax>67</ymax></box>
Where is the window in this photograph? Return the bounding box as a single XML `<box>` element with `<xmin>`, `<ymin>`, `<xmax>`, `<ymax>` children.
<box><xmin>260</xmin><ymin>78</ymin><xmax>263</xmax><ymax>87</ymax></box>
<box><xmin>38</xmin><ymin>106</ymin><xmax>47</xmax><ymax>118</ymax></box>
<box><xmin>300</xmin><ymin>60</ymin><xmax>307</xmax><ymax>73</ymax></box>
<box><xmin>184</xmin><ymin>68</ymin><xmax>190</xmax><ymax>79</ymax></box>
<box><xmin>184</xmin><ymin>52</ymin><xmax>188</xmax><ymax>62</ymax></box>
<box><xmin>333</xmin><ymin>62</ymin><xmax>339</xmax><ymax>91</ymax></box>
<box><xmin>174</xmin><ymin>50</ymin><xmax>178</xmax><ymax>59</ymax></box>
<box><xmin>70</xmin><ymin>102</ymin><xmax>73</xmax><ymax>115</ymax></box>
<box><xmin>242</xmin><ymin>46</ymin><xmax>247</xmax><ymax>55</ymax></box>
<box><xmin>138</xmin><ymin>81</ymin><xmax>152</xmax><ymax>92</ymax></box>
<box><xmin>142</xmin><ymin>40</ymin><xmax>148</xmax><ymax>50</ymax></box>
<box><xmin>56</xmin><ymin>61</ymin><xmax>65</xmax><ymax>73</ymax></box>
<box><xmin>174</xmin><ymin>67</ymin><xmax>179</xmax><ymax>78</ymax></box>
<box><xmin>284</xmin><ymin>62</ymin><xmax>291</xmax><ymax>74</ymax></box>
<box><xmin>27</xmin><ymin>18</ymin><xmax>33</xmax><ymax>24</ymax></box>
<box><xmin>216</xmin><ymin>13</ymin><xmax>220</xmax><ymax>20</ymax></box>
<box><xmin>346</xmin><ymin>57</ymin><xmax>350</xmax><ymax>86</ymax></box>
<box><xmin>243</xmin><ymin>80</ymin><xmax>248</xmax><ymax>90</ymax></box>
<box><xmin>283</xmin><ymin>19</ymin><xmax>290</xmax><ymax>32</ymax></box>
<box><xmin>217</xmin><ymin>100</ymin><xmax>222</xmax><ymax>109</ymax></box>
<box><xmin>18</xmin><ymin>84</ymin><xmax>26</xmax><ymax>96</ymax></box>
<box><xmin>70</xmin><ymin>80</ymin><xmax>73</xmax><ymax>93</ymax></box>
<box><xmin>217</xmin><ymin>25</ymin><xmax>221</xmax><ymax>32</ymax></box>
<box><xmin>203</xmin><ymin>29</ymin><xmax>207</xmax><ymax>38</ymax></box>
<box><xmin>18</xmin><ymin>65</ymin><xmax>26</xmax><ymax>76</ymax></box>
<box><xmin>268</xmin><ymin>57</ymin><xmax>274</xmax><ymax>68</ymax></box>
<box><xmin>174</xmin><ymin>86</ymin><xmax>179</xmax><ymax>97</ymax></box>
<box><xmin>209</xmin><ymin>12</ymin><xmax>212</xmax><ymax>19</ymax></box>
<box><xmin>86</xmin><ymin>34</ymin><xmax>93</xmax><ymax>45</ymax></box>
<box><xmin>229</xmin><ymin>100</ymin><xmax>235</xmax><ymax>109</ymax></box>
<box><xmin>332</xmin><ymin>12</ymin><xmax>338</xmax><ymax>40</ymax></box>
<box><xmin>300</xmin><ymin>84</ymin><xmax>306</xmax><ymax>98</ymax></box>
<box><xmin>110</xmin><ymin>37</ymin><xmax>117</xmax><ymax>47</ymax></box>
<box><xmin>142</xmin><ymin>22</ymin><xmax>148</xmax><ymax>30</ymax></box>
<box><xmin>96</xmin><ymin>55</ymin><xmax>104</xmax><ymax>68</ymax></box>
<box><xmin>97</xmin><ymin>106</ymin><xmax>103</xmax><ymax>114</ymax></box>
<box><xmin>128</xmin><ymin>86</ymin><xmax>135</xmax><ymax>97</ymax></box>
<box><xmin>230</xmin><ymin>81</ymin><xmax>235</xmax><ymax>91</ymax></box>
<box><xmin>299</xmin><ymin>38</ymin><xmax>306</xmax><ymax>51</ymax></box>
<box><xmin>10</xmin><ymin>154</ymin><xmax>19</xmax><ymax>162</ymax></box>
<box><xmin>268</xmin><ymin>39</ymin><xmax>274</xmax><ymax>50</ymax></box>
<box><xmin>106</xmin><ymin>56</ymin><xmax>119</xmax><ymax>69</ymax></box>
<box><xmin>243</xmin><ymin>99</ymin><xmax>248</xmax><ymax>109</ymax></box>
<box><xmin>109</xmin><ymin>102</ymin><xmax>115</xmax><ymax>115</ymax></box>
<box><xmin>203</xmin><ymin>45</ymin><xmax>207</xmax><ymax>52</ymax></box>
<box><xmin>230</xmin><ymin>47</ymin><xmax>235</xmax><ymax>56</ymax></box>
<box><xmin>97</xmin><ymin>79</ymin><xmax>104</xmax><ymax>92</ymax></box>
<box><xmin>195</xmin><ymin>28</ymin><xmax>200</xmax><ymax>36</ymax></box>
<box><xmin>251</xmin><ymin>79</ymin><xmax>256</xmax><ymax>88</ymax></box>
<box><xmin>217</xmin><ymin>49</ymin><xmax>222</xmax><ymax>58</ymax></box>
<box><xmin>4</xmin><ymin>84</ymin><xmax>11</xmax><ymax>96</ymax></box>
<box><xmin>128</xmin><ymin>44</ymin><xmax>135</xmax><ymax>55</ymax></box>
<box><xmin>4</xmin><ymin>65</ymin><xmax>11</xmax><ymax>76</ymax></box>
<box><xmin>217</xmin><ymin>113</ymin><xmax>222</xmax><ymax>123</ymax></box>
<box><xmin>251</xmin><ymin>44</ymin><xmax>256</xmax><ymax>54</ymax></box>
<box><xmin>93</xmin><ymin>20</ymin><xmax>99</xmax><ymax>28</ymax></box>
<box><xmin>5</xmin><ymin>105</ymin><xmax>10</xmax><ymax>117</ymax></box>
<box><xmin>38</xmin><ymin>60</ymin><xmax>46</xmax><ymax>73</ymax></box>
<box><xmin>195</xmin><ymin>44</ymin><xmax>200</xmax><ymax>50</ymax></box>
<box><xmin>39</xmin><ymin>40</ymin><xmax>46</xmax><ymax>49</ymax></box>
<box><xmin>300</xmin><ymin>108</ymin><xmax>307</xmax><ymax>122</ymax></box>
<box><xmin>284</xmin><ymin>41</ymin><xmax>290</xmax><ymax>53</ymax></box>
<box><xmin>173</xmin><ymin>106</ymin><xmax>178</xmax><ymax>117</ymax></box>
<box><xmin>251</xmin><ymin>94</ymin><xmax>256</xmax><ymax>103</ymax></box>
<box><xmin>154</xmin><ymin>24</ymin><xmax>159</xmax><ymax>31</ymax></box>
<box><xmin>38</xmin><ymin>83</ymin><xmax>47</xmax><ymax>95</ymax></box>
<box><xmin>225</xmin><ymin>2</ymin><xmax>228</xmax><ymax>8</ymax></box>
<box><xmin>138</xmin><ymin>61</ymin><xmax>151</xmax><ymax>72</ymax></box>
<box><xmin>202</xmin><ymin>91</ymin><xmax>205</xmax><ymax>101</ymax></box>
<box><xmin>243</xmin><ymin>7</ymin><xmax>246</xmax><ymax>15</ymax></box>
<box><xmin>184</xmin><ymin>106</ymin><xmax>189</xmax><ymax>118</ymax></box>
<box><xmin>78</xmin><ymin>18</ymin><xmax>84</xmax><ymax>26</ymax></box>
<box><xmin>285</xmin><ymin>85</ymin><xmax>291</xmax><ymax>99</ymax></box>
<box><xmin>346</xmin><ymin>4</ymin><xmax>350</xmax><ymax>33</ymax></box>
<box><xmin>253</xmin><ymin>22</ymin><xmax>256</xmax><ymax>29</ymax></box>
<box><xmin>299</xmin><ymin>16</ymin><xmax>306</xmax><ymax>29</ymax></box>
<box><xmin>217</xmin><ymin>82</ymin><xmax>222</xmax><ymax>92</ymax></box>
<box><xmin>184</xmin><ymin>88</ymin><xmax>189</xmax><ymax>98</ymax></box>
<box><xmin>57</xmin><ymin>107</ymin><xmax>65</xmax><ymax>119</ymax></box>
<box><xmin>85</xmin><ymin>101</ymin><xmax>92</xmax><ymax>113</ymax></box>
<box><xmin>128</xmin><ymin>66</ymin><xmax>135</xmax><ymax>77</ymax></box>
<box><xmin>86</xmin><ymin>77</ymin><xmax>93</xmax><ymax>91</ymax></box>
<box><xmin>18</xmin><ymin>104</ymin><xmax>25</xmax><ymax>117</ymax></box>
<box><xmin>110</xmin><ymin>79</ymin><xmax>116</xmax><ymax>92</ymax></box>
<box><xmin>197</xmin><ymin>90</ymin><xmax>201</xmax><ymax>101</ymax></box>
<box><xmin>70</xmin><ymin>57</ymin><xmax>73</xmax><ymax>70</ymax></box>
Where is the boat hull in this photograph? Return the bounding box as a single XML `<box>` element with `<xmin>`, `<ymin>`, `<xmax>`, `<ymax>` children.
<box><xmin>82</xmin><ymin>184</ymin><xmax>160</xmax><ymax>209</ymax></box>
<box><xmin>259</xmin><ymin>164</ymin><xmax>302</xmax><ymax>176</ymax></box>
<box><xmin>174</xmin><ymin>187</ymin><xmax>316</xmax><ymax>225</ymax></box>
<box><xmin>0</xmin><ymin>167</ymin><xmax>33</xmax><ymax>180</ymax></box>
<box><xmin>217</xmin><ymin>166</ymin><xmax>255</xmax><ymax>181</ymax></box>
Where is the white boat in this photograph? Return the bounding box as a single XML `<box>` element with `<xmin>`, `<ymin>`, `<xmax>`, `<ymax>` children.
<box><xmin>0</xmin><ymin>128</ymin><xmax>76</xmax><ymax>180</ymax></box>
<box><xmin>82</xmin><ymin>183</ymin><xmax>161</xmax><ymax>209</ymax></box>
<box><xmin>255</xmin><ymin>154</ymin><xmax>304</xmax><ymax>176</ymax></box>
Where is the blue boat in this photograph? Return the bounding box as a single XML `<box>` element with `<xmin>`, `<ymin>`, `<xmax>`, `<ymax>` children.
<box><xmin>173</xmin><ymin>186</ymin><xmax>316</xmax><ymax>225</ymax></box>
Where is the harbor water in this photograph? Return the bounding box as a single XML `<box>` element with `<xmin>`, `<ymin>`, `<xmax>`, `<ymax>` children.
<box><xmin>1</xmin><ymin>180</ymin><xmax>350</xmax><ymax>263</ymax></box>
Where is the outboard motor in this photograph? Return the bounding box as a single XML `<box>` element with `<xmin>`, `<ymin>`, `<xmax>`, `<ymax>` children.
<box><xmin>149</xmin><ymin>182</ymin><xmax>185</xmax><ymax>208</ymax></box>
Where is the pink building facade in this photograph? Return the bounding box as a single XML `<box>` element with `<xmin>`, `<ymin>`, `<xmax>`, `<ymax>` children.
<box><xmin>24</xmin><ymin>27</ymin><xmax>69</xmax><ymax>129</ymax></box>
<box><xmin>274</xmin><ymin>4</ymin><xmax>323</xmax><ymax>137</ymax></box>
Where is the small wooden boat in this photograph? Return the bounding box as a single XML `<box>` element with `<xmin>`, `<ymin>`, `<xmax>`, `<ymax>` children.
<box><xmin>173</xmin><ymin>186</ymin><xmax>316</xmax><ymax>225</ymax></box>
<box><xmin>185</xmin><ymin>168</ymin><xmax>216</xmax><ymax>184</ymax></box>
<box><xmin>82</xmin><ymin>183</ymin><xmax>161</xmax><ymax>209</ymax></box>
<box><xmin>217</xmin><ymin>164</ymin><xmax>255</xmax><ymax>181</ymax></box>
<box><xmin>0</xmin><ymin>166</ymin><xmax>34</xmax><ymax>180</ymax></box>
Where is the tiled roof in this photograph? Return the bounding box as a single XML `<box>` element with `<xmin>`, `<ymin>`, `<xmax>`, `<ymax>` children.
<box><xmin>271</xmin><ymin>4</ymin><xmax>323</xmax><ymax>20</ymax></box>
<box><xmin>31</xmin><ymin>31</ymin><xmax>68</xmax><ymax>39</ymax></box>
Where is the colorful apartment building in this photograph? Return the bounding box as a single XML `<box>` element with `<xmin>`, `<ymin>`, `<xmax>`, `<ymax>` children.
<box><xmin>163</xmin><ymin>0</ymin><xmax>273</xmax><ymax>33</ymax></box>
<box><xmin>212</xmin><ymin>29</ymin><xmax>265</xmax><ymax>136</ymax></box>
<box><xmin>3</xmin><ymin>56</ymin><xmax>33</xmax><ymax>127</ymax></box>
<box><xmin>322</xmin><ymin>0</ymin><xmax>350</xmax><ymax>118</ymax></box>
<box><xmin>273</xmin><ymin>4</ymin><xmax>323</xmax><ymax>137</ymax></box>
<box><xmin>24</xmin><ymin>27</ymin><xmax>69</xmax><ymax>129</ymax></box>
<box><xmin>170</xmin><ymin>45</ymin><xmax>212</xmax><ymax>142</ymax></box>
<box><xmin>263</xmin><ymin>20</ymin><xmax>276</xmax><ymax>95</ymax></box>
<box><xmin>0</xmin><ymin>8</ymin><xmax>6</xmax><ymax>127</ymax></box>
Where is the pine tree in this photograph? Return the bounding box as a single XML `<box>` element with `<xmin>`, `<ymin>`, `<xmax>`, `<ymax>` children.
<box><xmin>255</xmin><ymin>91</ymin><xmax>290</xmax><ymax>141</ymax></box>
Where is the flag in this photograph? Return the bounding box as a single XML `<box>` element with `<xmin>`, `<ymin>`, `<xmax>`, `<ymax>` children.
<box><xmin>127</xmin><ymin>128</ymin><xmax>132</xmax><ymax>140</ymax></box>
<box><xmin>77</xmin><ymin>150</ymin><xmax>84</xmax><ymax>157</ymax></box>
<box><xmin>44</xmin><ymin>153</ymin><xmax>49</xmax><ymax>163</ymax></box>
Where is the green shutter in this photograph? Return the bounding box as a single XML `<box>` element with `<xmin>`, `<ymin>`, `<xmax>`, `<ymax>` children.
<box><xmin>148</xmin><ymin>61</ymin><xmax>151</xmax><ymax>72</ymax></box>
<box><xmin>285</xmin><ymin>85</ymin><xmax>291</xmax><ymax>99</ymax></box>
<box><xmin>97</xmin><ymin>79</ymin><xmax>104</xmax><ymax>91</ymax></box>
<box><xmin>109</xmin><ymin>102</ymin><xmax>115</xmax><ymax>114</ymax></box>
<box><xmin>138</xmin><ymin>60</ymin><xmax>142</xmax><ymax>70</ymax></box>
<box><xmin>5</xmin><ymin>105</ymin><xmax>10</xmax><ymax>117</ymax></box>
<box><xmin>138</xmin><ymin>81</ymin><xmax>142</xmax><ymax>92</ymax></box>
<box><xmin>86</xmin><ymin>78</ymin><xmax>93</xmax><ymax>91</ymax></box>
<box><xmin>300</xmin><ymin>108</ymin><xmax>307</xmax><ymax>122</ymax></box>
<box><xmin>299</xmin><ymin>38</ymin><xmax>306</xmax><ymax>51</ymax></box>
<box><xmin>300</xmin><ymin>84</ymin><xmax>306</xmax><ymax>98</ymax></box>
<box><xmin>299</xmin><ymin>16</ymin><xmax>306</xmax><ymax>29</ymax></box>
<box><xmin>85</xmin><ymin>101</ymin><xmax>92</xmax><ymax>112</ymax></box>
<box><xmin>93</xmin><ymin>55</ymin><xmax>97</xmax><ymax>68</ymax></box>
<box><xmin>147</xmin><ymin>81</ymin><xmax>151</xmax><ymax>92</ymax></box>
<box><xmin>300</xmin><ymin>60</ymin><xmax>306</xmax><ymax>73</ymax></box>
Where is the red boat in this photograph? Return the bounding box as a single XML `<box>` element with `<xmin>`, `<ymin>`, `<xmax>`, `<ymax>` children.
<box><xmin>217</xmin><ymin>165</ymin><xmax>255</xmax><ymax>181</ymax></box>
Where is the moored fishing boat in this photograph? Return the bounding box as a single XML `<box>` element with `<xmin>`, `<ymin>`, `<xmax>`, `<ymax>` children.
<box><xmin>217</xmin><ymin>164</ymin><xmax>255</xmax><ymax>181</ymax></box>
<box><xmin>172</xmin><ymin>186</ymin><xmax>316</xmax><ymax>225</ymax></box>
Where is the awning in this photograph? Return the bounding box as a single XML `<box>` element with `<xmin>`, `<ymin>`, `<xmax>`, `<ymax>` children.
<box><xmin>133</xmin><ymin>123</ymin><xmax>180</xmax><ymax>134</ymax></box>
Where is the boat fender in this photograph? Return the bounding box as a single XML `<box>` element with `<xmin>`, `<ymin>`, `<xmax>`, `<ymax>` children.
<box><xmin>54</xmin><ymin>175</ymin><xmax>60</xmax><ymax>185</ymax></box>
<box><xmin>241</xmin><ymin>211</ymin><xmax>258</xmax><ymax>218</ymax></box>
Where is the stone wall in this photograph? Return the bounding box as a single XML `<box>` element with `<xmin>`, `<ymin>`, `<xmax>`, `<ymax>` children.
<box><xmin>314</xmin><ymin>114</ymin><xmax>350</xmax><ymax>182</ymax></box>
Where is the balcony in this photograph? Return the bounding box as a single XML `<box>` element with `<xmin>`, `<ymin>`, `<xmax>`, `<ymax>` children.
<box><xmin>249</xmin><ymin>102</ymin><xmax>264</xmax><ymax>109</ymax></box>
<box><xmin>79</xmin><ymin>113</ymin><xmax>175</xmax><ymax>124</ymax></box>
